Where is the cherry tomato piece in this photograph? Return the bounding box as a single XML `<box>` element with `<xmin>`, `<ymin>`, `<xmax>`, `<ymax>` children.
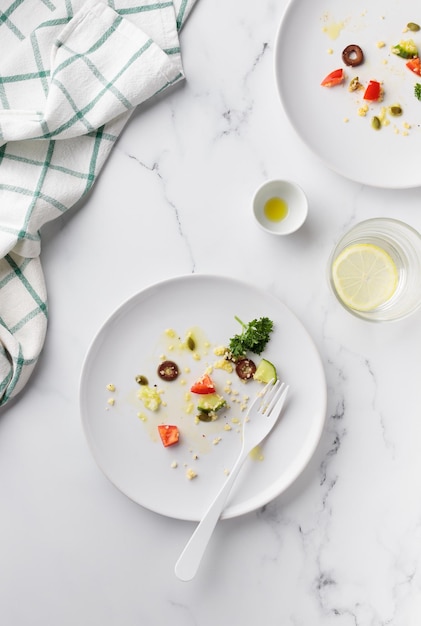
<box><xmin>406</xmin><ymin>57</ymin><xmax>421</xmax><ymax>75</ymax></box>
<box><xmin>190</xmin><ymin>373</ymin><xmax>216</xmax><ymax>394</ymax></box>
<box><xmin>235</xmin><ymin>358</ymin><xmax>257</xmax><ymax>380</ymax></box>
<box><xmin>321</xmin><ymin>68</ymin><xmax>345</xmax><ymax>87</ymax></box>
<box><xmin>157</xmin><ymin>360</ymin><xmax>179</xmax><ymax>381</ymax></box>
<box><xmin>158</xmin><ymin>424</ymin><xmax>180</xmax><ymax>447</ymax></box>
<box><xmin>363</xmin><ymin>80</ymin><xmax>382</xmax><ymax>101</ymax></box>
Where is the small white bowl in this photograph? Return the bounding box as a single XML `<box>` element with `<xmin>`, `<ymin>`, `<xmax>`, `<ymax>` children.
<box><xmin>253</xmin><ymin>179</ymin><xmax>308</xmax><ymax>235</ymax></box>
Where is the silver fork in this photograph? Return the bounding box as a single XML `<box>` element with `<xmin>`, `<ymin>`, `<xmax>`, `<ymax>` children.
<box><xmin>175</xmin><ymin>379</ymin><xmax>289</xmax><ymax>581</ymax></box>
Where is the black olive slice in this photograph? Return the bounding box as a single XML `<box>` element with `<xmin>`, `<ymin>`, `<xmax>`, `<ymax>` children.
<box><xmin>235</xmin><ymin>358</ymin><xmax>257</xmax><ymax>380</ymax></box>
<box><xmin>157</xmin><ymin>360</ymin><xmax>179</xmax><ymax>381</ymax></box>
<box><xmin>342</xmin><ymin>44</ymin><xmax>364</xmax><ymax>67</ymax></box>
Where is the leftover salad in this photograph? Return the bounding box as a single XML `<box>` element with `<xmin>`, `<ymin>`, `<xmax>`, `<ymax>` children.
<box><xmin>321</xmin><ymin>20</ymin><xmax>421</xmax><ymax>132</ymax></box>
<box><xmin>104</xmin><ymin>316</ymin><xmax>281</xmax><ymax>477</ymax></box>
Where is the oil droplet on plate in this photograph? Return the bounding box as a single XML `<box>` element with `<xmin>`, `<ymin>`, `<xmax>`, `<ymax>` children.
<box><xmin>249</xmin><ymin>445</ymin><xmax>264</xmax><ymax>461</ymax></box>
<box><xmin>322</xmin><ymin>20</ymin><xmax>345</xmax><ymax>39</ymax></box>
<box><xmin>264</xmin><ymin>196</ymin><xmax>289</xmax><ymax>222</ymax></box>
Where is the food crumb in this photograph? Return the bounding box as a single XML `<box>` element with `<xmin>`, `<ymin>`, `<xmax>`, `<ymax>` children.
<box><xmin>186</xmin><ymin>468</ymin><xmax>197</xmax><ymax>480</ymax></box>
<box><xmin>214</xmin><ymin>359</ymin><xmax>233</xmax><ymax>373</ymax></box>
<box><xmin>171</xmin><ymin>461</ymin><xmax>178</xmax><ymax>469</ymax></box>
<box><xmin>137</xmin><ymin>412</ymin><xmax>147</xmax><ymax>421</ymax></box>
<box><xmin>344</xmin><ymin>117</ymin><xmax>349</xmax><ymax>123</ymax></box>
<box><xmin>106</xmin><ymin>383</ymin><xmax>115</xmax><ymax>392</ymax></box>
<box><xmin>107</xmin><ymin>397</ymin><xmax>115</xmax><ymax>406</ymax></box>
<box><xmin>358</xmin><ymin>104</ymin><xmax>369</xmax><ymax>116</ymax></box>
<box><xmin>224</xmin><ymin>379</ymin><xmax>233</xmax><ymax>393</ymax></box>
<box><xmin>213</xmin><ymin>437</ymin><xmax>222</xmax><ymax>445</ymax></box>
<box><xmin>376</xmin><ymin>41</ymin><xmax>386</xmax><ymax>48</ymax></box>
<box><xmin>327</xmin><ymin>48</ymin><xmax>333</xmax><ymax>54</ymax></box>
<box><xmin>224</xmin><ymin>423</ymin><xmax>232</xmax><ymax>431</ymax></box>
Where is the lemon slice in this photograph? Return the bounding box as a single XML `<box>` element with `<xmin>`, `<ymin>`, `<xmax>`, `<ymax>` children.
<box><xmin>332</xmin><ymin>243</ymin><xmax>399</xmax><ymax>312</ymax></box>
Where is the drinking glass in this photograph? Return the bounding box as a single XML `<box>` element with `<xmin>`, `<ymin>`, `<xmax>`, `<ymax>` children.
<box><xmin>327</xmin><ymin>218</ymin><xmax>421</xmax><ymax>322</ymax></box>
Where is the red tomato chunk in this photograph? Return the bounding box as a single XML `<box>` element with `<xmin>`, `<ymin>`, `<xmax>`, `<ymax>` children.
<box><xmin>158</xmin><ymin>424</ymin><xmax>180</xmax><ymax>447</ymax></box>
<box><xmin>321</xmin><ymin>68</ymin><xmax>345</xmax><ymax>87</ymax></box>
<box><xmin>363</xmin><ymin>80</ymin><xmax>382</xmax><ymax>101</ymax></box>
<box><xmin>190</xmin><ymin>373</ymin><xmax>216</xmax><ymax>394</ymax></box>
<box><xmin>407</xmin><ymin>57</ymin><xmax>421</xmax><ymax>75</ymax></box>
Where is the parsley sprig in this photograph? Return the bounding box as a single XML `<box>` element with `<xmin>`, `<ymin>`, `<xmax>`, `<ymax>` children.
<box><xmin>415</xmin><ymin>83</ymin><xmax>421</xmax><ymax>101</ymax></box>
<box><xmin>228</xmin><ymin>316</ymin><xmax>274</xmax><ymax>358</ymax></box>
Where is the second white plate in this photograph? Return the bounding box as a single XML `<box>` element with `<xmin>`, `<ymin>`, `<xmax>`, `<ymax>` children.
<box><xmin>275</xmin><ymin>0</ymin><xmax>421</xmax><ymax>188</ymax></box>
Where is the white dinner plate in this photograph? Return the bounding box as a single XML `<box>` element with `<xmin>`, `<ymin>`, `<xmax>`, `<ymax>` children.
<box><xmin>80</xmin><ymin>275</ymin><xmax>326</xmax><ymax>521</ymax></box>
<box><xmin>275</xmin><ymin>0</ymin><xmax>421</xmax><ymax>188</ymax></box>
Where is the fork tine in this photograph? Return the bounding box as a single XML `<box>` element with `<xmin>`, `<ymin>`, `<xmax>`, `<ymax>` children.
<box><xmin>259</xmin><ymin>378</ymin><xmax>277</xmax><ymax>397</ymax></box>
<box><xmin>244</xmin><ymin>378</ymin><xmax>274</xmax><ymax>416</ymax></box>
<box><xmin>247</xmin><ymin>378</ymin><xmax>276</xmax><ymax>412</ymax></box>
<box><xmin>258</xmin><ymin>379</ymin><xmax>281</xmax><ymax>414</ymax></box>
<box><xmin>263</xmin><ymin>380</ymin><xmax>284</xmax><ymax>413</ymax></box>
<box><xmin>266</xmin><ymin>383</ymin><xmax>289</xmax><ymax>416</ymax></box>
<box><xmin>263</xmin><ymin>379</ymin><xmax>281</xmax><ymax>405</ymax></box>
<box><xmin>263</xmin><ymin>381</ymin><xmax>287</xmax><ymax>415</ymax></box>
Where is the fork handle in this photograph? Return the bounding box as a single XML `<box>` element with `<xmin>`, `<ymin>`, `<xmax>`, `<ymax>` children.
<box><xmin>174</xmin><ymin>449</ymin><xmax>247</xmax><ymax>581</ymax></box>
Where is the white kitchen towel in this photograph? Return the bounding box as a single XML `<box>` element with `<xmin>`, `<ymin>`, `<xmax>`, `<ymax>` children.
<box><xmin>0</xmin><ymin>0</ymin><xmax>198</xmax><ymax>406</ymax></box>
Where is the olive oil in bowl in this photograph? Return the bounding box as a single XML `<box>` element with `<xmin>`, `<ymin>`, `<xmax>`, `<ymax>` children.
<box><xmin>264</xmin><ymin>196</ymin><xmax>289</xmax><ymax>222</ymax></box>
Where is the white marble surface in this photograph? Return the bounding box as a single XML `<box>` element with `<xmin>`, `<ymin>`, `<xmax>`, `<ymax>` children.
<box><xmin>2</xmin><ymin>0</ymin><xmax>421</xmax><ymax>624</ymax></box>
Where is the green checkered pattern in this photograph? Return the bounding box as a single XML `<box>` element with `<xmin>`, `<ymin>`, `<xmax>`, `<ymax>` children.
<box><xmin>0</xmin><ymin>0</ymin><xmax>198</xmax><ymax>406</ymax></box>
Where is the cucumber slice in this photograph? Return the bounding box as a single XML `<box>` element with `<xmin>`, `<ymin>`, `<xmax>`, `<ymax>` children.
<box><xmin>253</xmin><ymin>358</ymin><xmax>277</xmax><ymax>384</ymax></box>
<box><xmin>197</xmin><ymin>393</ymin><xmax>226</xmax><ymax>414</ymax></box>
